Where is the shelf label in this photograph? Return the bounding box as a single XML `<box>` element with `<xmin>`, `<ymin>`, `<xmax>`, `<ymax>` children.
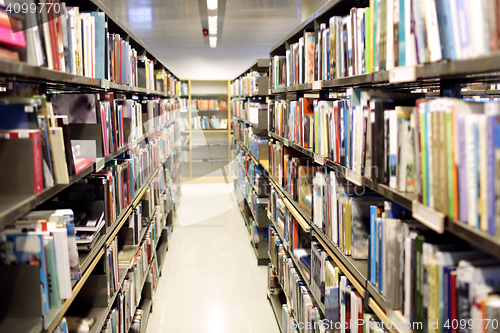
<box><xmin>314</xmin><ymin>154</ymin><xmax>325</xmax><ymax>165</ymax></box>
<box><xmin>312</xmin><ymin>81</ymin><xmax>322</xmax><ymax>90</ymax></box>
<box><xmin>346</xmin><ymin>170</ymin><xmax>363</xmax><ymax>186</ymax></box>
<box><xmin>283</xmin><ymin>138</ymin><xmax>289</xmax><ymax>146</ymax></box>
<box><xmin>389</xmin><ymin>66</ymin><xmax>417</xmax><ymax>83</ymax></box>
<box><xmin>412</xmin><ymin>201</ymin><xmax>445</xmax><ymax>233</ymax></box>
<box><xmin>95</xmin><ymin>158</ymin><xmax>105</xmax><ymax>172</ymax></box>
<box><xmin>346</xmin><ymin>88</ymin><xmax>353</xmax><ymax>97</ymax></box>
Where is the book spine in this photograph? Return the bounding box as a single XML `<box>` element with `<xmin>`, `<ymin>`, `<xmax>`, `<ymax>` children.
<box><xmin>445</xmin><ymin>108</ymin><xmax>454</xmax><ymax>217</ymax></box>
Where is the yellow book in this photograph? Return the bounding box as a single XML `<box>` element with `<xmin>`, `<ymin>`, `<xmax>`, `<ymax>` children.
<box><xmin>344</xmin><ymin>197</ymin><xmax>352</xmax><ymax>256</ymax></box>
<box><xmin>369</xmin><ymin>0</ymin><xmax>375</xmax><ymax>73</ymax></box>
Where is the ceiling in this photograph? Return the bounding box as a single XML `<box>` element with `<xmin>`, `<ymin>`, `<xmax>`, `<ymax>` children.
<box><xmin>99</xmin><ymin>0</ymin><xmax>305</xmax><ymax>80</ymax></box>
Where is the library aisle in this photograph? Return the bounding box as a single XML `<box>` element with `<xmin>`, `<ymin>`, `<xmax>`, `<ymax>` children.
<box><xmin>146</xmin><ymin>181</ymin><xmax>279</xmax><ymax>333</ymax></box>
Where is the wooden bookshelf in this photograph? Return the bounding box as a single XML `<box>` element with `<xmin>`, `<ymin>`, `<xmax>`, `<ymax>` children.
<box><xmin>183</xmin><ymin>79</ymin><xmax>232</xmax><ymax>178</ymax></box>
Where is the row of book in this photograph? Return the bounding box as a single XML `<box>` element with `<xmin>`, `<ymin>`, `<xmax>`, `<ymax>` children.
<box><xmin>191</xmin><ymin>116</ymin><xmax>227</xmax><ymax>130</ymax></box>
<box><xmin>53</xmin><ymin>169</ymin><xmax>173</xmax><ymax>333</ymax></box>
<box><xmin>0</xmin><ymin>210</ymin><xmax>82</xmax><ymax>326</ymax></box>
<box><xmin>0</xmin><ymin>93</ymin><xmax>182</xmax><ymax>199</ymax></box>
<box><xmin>154</xmin><ymin>69</ymin><xmax>188</xmax><ymax>96</ymax></box>
<box><xmin>191</xmin><ymin>99</ymin><xmax>227</xmax><ymax>111</ymax></box>
<box><xmin>230</xmin><ymin>72</ymin><xmax>264</xmax><ymax>96</ymax></box>
<box><xmin>269</xmin><ymin>140</ymin><xmax>318</xmax><ymax>217</ymax></box>
<box><xmin>231</xmin><ymin>100</ymin><xmax>266</xmax><ymax>126</ymax></box>
<box><xmin>1</xmin><ymin>1</ymin><xmax>183</xmax><ymax>93</ymax></box>
<box><xmin>270</xmin><ymin>0</ymin><xmax>500</xmax><ymax>88</ymax></box>
<box><xmin>233</xmin><ymin>124</ymin><xmax>269</xmax><ymax>161</ymax></box>
<box><xmin>270</xmin><ymin>89</ymin><xmax>500</xmax><ymax>235</ymax></box>
<box><xmin>0</xmin><ymin>131</ymin><xmax>177</xmax><ymax>328</ymax></box>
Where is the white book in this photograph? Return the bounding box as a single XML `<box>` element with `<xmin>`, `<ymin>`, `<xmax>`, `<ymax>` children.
<box><xmin>298</xmin><ymin>37</ymin><xmax>304</xmax><ymax>85</ymax></box>
<box><xmin>25</xmin><ymin>0</ymin><xmax>44</xmax><ymax>67</ymax></box>
<box><xmin>340</xmin><ymin>276</ymin><xmax>347</xmax><ymax>333</ymax></box>
<box><xmin>467</xmin><ymin>0</ymin><xmax>486</xmax><ymax>57</ymax></box>
<box><xmin>40</xmin><ymin>0</ymin><xmax>53</xmax><ymax>70</ymax></box>
<box><xmin>424</xmin><ymin>0</ymin><xmax>443</xmax><ymax>62</ymax></box>
<box><xmin>50</xmin><ymin>226</ymin><xmax>72</xmax><ymax>299</ymax></box>
<box><xmin>90</xmin><ymin>15</ymin><xmax>96</xmax><ymax>78</ymax></box>
<box><xmin>404</xmin><ymin>0</ymin><xmax>418</xmax><ymax>65</ymax></box>
<box><xmin>285</xmin><ymin>49</ymin><xmax>290</xmax><ymax>87</ymax></box>
<box><xmin>478</xmin><ymin>115</ymin><xmax>488</xmax><ymax>232</ymax></box>
<box><xmin>465</xmin><ymin>114</ymin><xmax>479</xmax><ymax>227</ymax></box>
<box><xmin>389</xmin><ymin>110</ymin><xmax>398</xmax><ymax>189</ymax></box>
<box><xmin>386</xmin><ymin>0</ymin><xmax>394</xmax><ymax>70</ymax></box>
<box><xmin>330</xmin><ymin>171</ymin><xmax>338</xmax><ymax>245</ymax></box>
<box><xmin>351</xmin><ymin>290</ymin><xmax>358</xmax><ymax>333</ymax></box>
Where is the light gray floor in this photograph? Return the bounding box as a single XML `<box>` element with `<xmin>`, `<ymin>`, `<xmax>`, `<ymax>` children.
<box><xmin>146</xmin><ymin>182</ymin><xmax>280</xmax><ymax>333</ymax></box>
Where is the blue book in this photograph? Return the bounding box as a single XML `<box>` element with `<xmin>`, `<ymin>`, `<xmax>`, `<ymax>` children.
<box><xmin>0</xmin><ymin>233</ymin><xmax>50</xmax><ymax>315</ymax></box>
<box><xmin>91</xmin><ymin>12</ymin><xmax>106</xmax><ymax>79</ymax></box>
<box><xmin>398</xmin><ymin>0</ymin><xmax>406</xmax><ymax>66</ymax></box>
<box><xmin>0</xmin><ymin>104</ymin><xmax>39</xmax><ymax>130</ymax></box>
<box><xmin>325</xmin><ymin>286</ymin><xmax>340</xmax><ymax>322</ymax></box>
<box><xmin>456</xmin><ymin>0</ymin><xmax>470</xmax><ymax>58</ymax></box>
<box><xmin>385</xmin><ymin>201</ymin><xmax>412</xmax><ymax>219</ymax></box>
<box><xmin>486</xmin><ymin>117</ymin><xmax>498</xmax><ymax>235</ymax></box>
<box><xmin>435</xmin><ymin>0</ymin><xmax>451</xmax><ymax>60</ymax></box>
<box><xmin>370</xmin><ymin>205</ymin><xmax>377</xmax><ymax>285</ymax></box>
<box><xmin>440</xmin><ymin>0</ymin><xmax>456</xmax><ymax>60</ymax></box>
<box><xmin>377</xmin><ymin>217</ymin><xmax>383</xmax><ymax>293</ymax></box>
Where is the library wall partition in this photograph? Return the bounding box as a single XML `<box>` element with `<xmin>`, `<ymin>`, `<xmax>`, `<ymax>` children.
<box><xmin>181</xmin><ymin>79</ymin><xmax>231</xmax><ymax>180</ymax></box>
<box><xmin>265</xmin><ymin>1</ymin><xmax>500</xmax><ymax>333</ymax></box>
<box><xmin>0</xmin><ymin>1</ymin><xmax>185</xmax><ymax>333</ymax></box>
<box><xmin>231</xmin><ymin>59</ymin><xmax>272</xmax><ymax>265</ymax></box>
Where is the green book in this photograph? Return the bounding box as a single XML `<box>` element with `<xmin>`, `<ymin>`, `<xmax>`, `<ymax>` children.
<box><xmin>365</xmin><ymin>8</ymin><xmax>371</xmax><ymax>74</ymax></box>
<box><xmin>414</xmin><ymin>234</ymin><xmax>425</xmax><ymax>333</ymax></box>
<box><xmin>420</xmin><ymin>108</ymin><xmax>428</xmax><ymax>206</ymax></box>
<box><xmin>44</xmin><ymin>235</ymin><xmax>62</xmax><ymax>310</ymax></box>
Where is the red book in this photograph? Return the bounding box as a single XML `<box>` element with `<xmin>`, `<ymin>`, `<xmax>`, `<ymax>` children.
<box><xmin>0</xmin><ymin>25</ymin><xmax>25</xmax><ymax>48</ymax></box>
<box><xmin>0</xmin><ymin>130</ymin><xmax>43</xmax><ymax>194</ymax></box>
<box><xmin>46</xmin><ymin>0</ymin><xmax>60</xmax><ymax>70</ymax></box>
<box><xmin>334</xmin><ymin>102</ymin><xmax>340</xmax><ymax>163</ymax></box>
<box><xmin>73</xmin><ymin>157</ymin><xmax>94</xmax><ymax>174</ymax></box>
<box><xmin>450</xmin><ymin>271</ymin><xmax>458</xmax><ymax>333</ymax></box>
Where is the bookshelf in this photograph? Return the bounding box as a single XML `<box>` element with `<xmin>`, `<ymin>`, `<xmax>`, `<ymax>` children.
<box><xmin>0</xmin><ymin>1</ymin><xmax>184</xmax><ymax>333</ymax></box>
<box><xmin>264</xmin><ymin>0</ymin><xmax>500</xmax><ymax>331</ymax></box>
<box><xmin>231</xmin><ymin>60</ymin><xmax>272</xmax><ymax>266</ymax></box>
<box><xmin>182</xmin><ymin>79</ymin><xmax>232</xmax><ymax>180</ymax></box>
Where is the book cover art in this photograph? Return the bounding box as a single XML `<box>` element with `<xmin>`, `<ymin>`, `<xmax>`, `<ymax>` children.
<box><xmin>51</xmin><ymin>93</ymin><xmax>97</xmax><ymax>123</ymax></box>
<box><xmin>0</xmin><ymin>233</ymin><xmax>50</xmax><ymax>315</ymax></box>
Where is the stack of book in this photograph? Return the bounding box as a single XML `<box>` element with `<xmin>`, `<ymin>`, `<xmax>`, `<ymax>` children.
<box><xmin>270</xmin><ymin>1</ymin><xmax>500</xmax><ymax>88</ymax></box>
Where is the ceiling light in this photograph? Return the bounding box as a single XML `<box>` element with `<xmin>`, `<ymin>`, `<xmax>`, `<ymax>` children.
<box><xmin>207</xmin><ymin>0</ymin><xmax>217</xmax><ymax>10</ymax></box>
<box><xmin>208</xmin><ymin>15</ymin><xmax>217</xmax><ymax>35</ymax></box>
<box><xmin>209</xmin><ymin>37</ymin><xmax>217</xmax><ymax>48</ymax></box>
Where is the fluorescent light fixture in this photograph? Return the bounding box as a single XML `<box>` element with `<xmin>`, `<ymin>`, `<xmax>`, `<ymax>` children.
<box><xmin>208</xmin><ymin>15</ymin><xmax>217</xmax><ymax>35</ymax></box>
<box><xmin>209</xmin><ymin>36</ymin><xmax>217</xmax><ymax>48</ymax></box>
<box><xmin>207</xmin><ymin>0</ymin><xmax>217</xmax><ymax>10</ymax></box>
